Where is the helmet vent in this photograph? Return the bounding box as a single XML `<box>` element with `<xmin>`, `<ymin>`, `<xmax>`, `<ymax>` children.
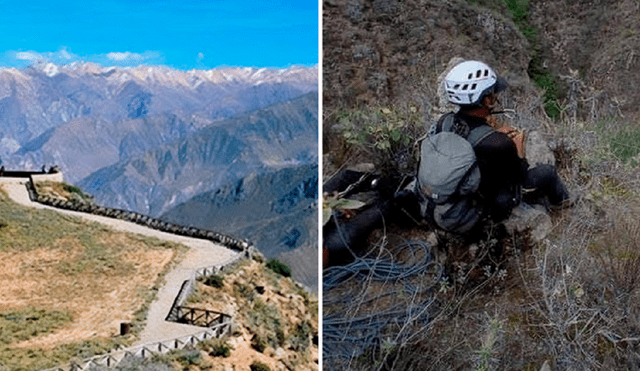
<box><xmin>484</xmin><ymin>69</ymin><xmax>489</xmax><ymax>77</ymax></box>
<box><xmin>453</xmin><ymin>84</ymin><xmax>460</xmax><ymax>89</ymax></box>
<box><xmin>476</xmin><ymin>70</ymin><xmax>482</xmax><ymax>78</ymax></box>
<box><xmin>468</xmin><ymin>73</ymin><xmax>473</xmax><ymax>79</ymax></box>
<box><xmin>462</xmin><ymin>84</ymin><xmax>469</xmax><ymax>91</ymax></box>
<box><xmin>471</xmin><ymin>83</ymin><xmax>477</xmax><ymax>90</ymax></box>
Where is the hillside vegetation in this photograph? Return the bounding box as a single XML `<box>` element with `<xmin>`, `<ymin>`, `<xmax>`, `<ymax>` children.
<box><xmin>323</xmin><ymin>0</ymin><xmax>640</xmax><ymax>369</ymax></box>
<box><xmin>0</xmin><ymin>182</ymin><xmax>317</xmax><ymax>371</ymax></box>
<box><xmin>179</xmin><ymin>258</ymin><xmax>318</xmax><ymax>371</ymax></box>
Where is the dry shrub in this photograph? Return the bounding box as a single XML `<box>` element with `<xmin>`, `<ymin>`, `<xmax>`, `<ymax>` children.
<box><xmin>590</xmin><ymin>203</ymin><xmax>640</xmax><ymax>295</ymax></box>
<box><xmin>323</xmin><ymin>114</ymin><xmax>640</xmax><ymax>370</ymax></box>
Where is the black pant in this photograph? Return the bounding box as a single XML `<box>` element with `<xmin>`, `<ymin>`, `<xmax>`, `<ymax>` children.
<box><xmin>487</xmin><ymin>164</ymin><xmax>569</xmax><ymax>221</ymax></box>
<box><xmin>522</xmin><ymin>164</ymin><xmax>570</xmax><ymax>208</ymax></box>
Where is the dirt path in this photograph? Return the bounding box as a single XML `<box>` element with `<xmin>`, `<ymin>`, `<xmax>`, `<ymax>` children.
<box><xmin>0</xmin><ymin>177</ymin><xmax>239</xmax><ymax>345</ymax></box>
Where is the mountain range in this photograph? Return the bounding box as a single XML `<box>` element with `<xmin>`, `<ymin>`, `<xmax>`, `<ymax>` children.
<box><xmin>0</xmin><ymin>62</ymin><xmax>319</xmax><ymax>290</ymax></box>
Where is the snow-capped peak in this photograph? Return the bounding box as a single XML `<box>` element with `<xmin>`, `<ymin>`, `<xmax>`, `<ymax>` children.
<box><xmin>43</xmin><ymin>63</ymin><xmax>59</xmax><ymax>77</ymax></box>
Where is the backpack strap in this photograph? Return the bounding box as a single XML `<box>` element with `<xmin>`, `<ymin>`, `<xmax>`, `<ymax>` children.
<box><xmin>436</xmin><ymin>113</ymin><xmax>495</xmax><ymax>148</ymax></box>
<box><xmin>436</xmin><ymin>112</ymin><xmax>465</xmax><ymax>136</ymax></box>
<box><xmin>466</xmin><ymin>125</ymin><xmax>494</xmax><ymax>147</ymax></box>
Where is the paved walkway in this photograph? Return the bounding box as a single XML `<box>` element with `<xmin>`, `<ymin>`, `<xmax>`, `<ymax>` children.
<box><xmin>0</xmin><ymin>177</ymin><xmax>239</xmax><ymax>345</ymax></box>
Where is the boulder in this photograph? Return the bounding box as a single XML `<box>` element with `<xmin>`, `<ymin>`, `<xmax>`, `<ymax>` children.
<box><xmin>540</xmin><ymin>360</ymin><xmax>552</xmax><ymax>371</ymax></box>
<box><xmin>525</xmin><ymin>130</ymin><xmax>555</xmax><ymax>167</ymax></box>
<box><xmin>503</xmin><ymin>203</ymin><xmax>552</xmax><ymax>242</ymax></box>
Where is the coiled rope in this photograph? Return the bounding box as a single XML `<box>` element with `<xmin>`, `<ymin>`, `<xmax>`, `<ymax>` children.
<box><xmin>323</xmin><ymin>238</ymin><xmax>444</xmax><ymax>369</ymax></box>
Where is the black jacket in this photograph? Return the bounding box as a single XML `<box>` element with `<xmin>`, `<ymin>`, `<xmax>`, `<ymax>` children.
<box><xmin>455</xmin><ymin>111</ymin><xmax>528</xmax><ymax>221</ymax></box>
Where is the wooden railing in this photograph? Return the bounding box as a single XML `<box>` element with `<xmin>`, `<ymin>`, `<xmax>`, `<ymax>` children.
<box><xmin>175</xmin><ymin>306</ymin><xmax>231</xmax><ymax>327</ymax></box>
<box><xmin>43</xmin><ymin>257</ymin><xmax>240</xmax><ymax>371</ymax></box>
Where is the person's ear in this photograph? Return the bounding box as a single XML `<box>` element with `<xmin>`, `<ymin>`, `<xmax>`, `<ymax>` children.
<box><xmin>482</xmin><ymin>94</ymin><xmax>492</xmax><ymax>106</ymax></box>
<box><xmin>484</xmin><ymin>93</ymin><xmax>497</xmax><ymax>106</ymax></box>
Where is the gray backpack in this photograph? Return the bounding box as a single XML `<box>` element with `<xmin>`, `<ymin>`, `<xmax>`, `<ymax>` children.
<box><xmin>415</xmin><ymin>113</ymin><xmax>494</xmax><ymax>233</ymax></box>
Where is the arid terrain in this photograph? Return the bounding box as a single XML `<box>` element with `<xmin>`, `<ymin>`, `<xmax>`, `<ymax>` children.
<box><xmin>0</xmin><ymin>182</ymin><xmax>184</xmax><ymax>370</ymax></box>
<box><xmin>180</xmin><ymin>259</ymin><xmax>319</xmax><ymax>371</ymax></box>
<box><xmin>0</xmin><ymin>179</ymin><xmax>317</xmax><ymax>371</ymax></box>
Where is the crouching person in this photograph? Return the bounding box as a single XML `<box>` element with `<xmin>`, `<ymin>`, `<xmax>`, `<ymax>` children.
<box><xmin>401</xmin><ymin>60</ymin><xmax>570</xmax><ymax>238</ymax></box>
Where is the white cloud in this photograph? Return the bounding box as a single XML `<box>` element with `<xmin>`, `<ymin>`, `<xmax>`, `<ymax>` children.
<box><xmin>58</xmin><ymin>47</ymin><xmax>74</xmax><ymax>60</ymax></box>
<box><xmin>196</xmin><ymin>52</ymin><xmax>205</xmax><ymax>67</ymax></box>
<box><xmin>4</xmin><ymin>48</ymin><xmax>162</xmax><ymax>68</ymax></box>
<box><xmin>12</xmin><ymin>47</ymin><xmax>78</xmax><ymax>64</ymax></box>
<box><xmin>15</xmin><ymin>51</ymin><xmax>44</xmax><ymax>61</ymax></box>
<box><xmin>107</xmin><ymin>51</ymin><xmax>144</xmax><ymax>61</ymax></box>
<box><xmin>106</xmin><ymin>51</ymin><xmax>161</xmax><ymax>63</ymax></box>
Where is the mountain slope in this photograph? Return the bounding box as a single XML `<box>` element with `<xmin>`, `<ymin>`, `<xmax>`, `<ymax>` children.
<box><xmin>77</xmin><ymin>92</ymin><xmax>318</xmax><ymax>218</ymax></box>
<box><xmin>161</xmin><ymin>164</ymin><xmax>319</xmax><ymax>291</ymax></box>
<box><xmin>0</xmin><ymin>63</ymin><xmax>319</xmax><ymax>293</ymax></box>
<box><xmin>0</xmin><ymin>63</ymin><xmax>317</xmax><ymax>159</ymax></box>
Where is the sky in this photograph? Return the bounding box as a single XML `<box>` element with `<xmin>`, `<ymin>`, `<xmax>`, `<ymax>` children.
<box><xmin>0</xmin><ymin>0</ymin><xmax>318</xmax><ymax>70</ymax></box>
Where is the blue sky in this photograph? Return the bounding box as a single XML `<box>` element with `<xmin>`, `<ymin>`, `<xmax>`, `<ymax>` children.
<box><xmin>0</xmin><ymin>0</ymin><xmax>318</xmax><ymax>70</ymax></box>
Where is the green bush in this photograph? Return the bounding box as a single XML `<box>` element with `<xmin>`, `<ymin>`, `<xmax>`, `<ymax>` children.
<box><xmin>266</xmin><ymin>259</ymin><xmax>291</xmax><ymax>277</ymax></box>
<box><xmin>211</xmin><ymin>343</ymin><xmax>231</xmax><ymax>358</ymax></box>
<box><xmin>504</xmin><ymin>0</ymin><xmax>561</xmax><ymax>120</ymax></box>
<box><xmin>276</xmin><ymin>328</ymin><xmax>286</xmax><ymax>346</ymax></box>
<box><xmin>607</xmin><ymin>126</ymin><xmax>640</xmax><ymax>165</ymax></box>
<box><xmin>234</xmin><ymin>283</ymin><xmax>254</xmax><ymax>300</ymax></box>
<box><xmin>251</xmin><ymin>334</ymin><xmax>267</xmax><ymax>353</ymax></box>
<box><xmin>198</xmin><ymin>338</ymin><xmax>233</xmax><ymax>358</ymax></box>
<box><xmin>203</xmin><ymin>274</ymin><xmax>224</xmax><ymax>289</ymax></box>
<box><xmin>250</xmin><ymin>361</ymin><xmax>271</xmax><ymax>371</ymax></box>
<box><xmin>61</xmin><ymin>182</ymin><xmax>93</xmax><ymax>202</ymax></box>
<box><xmin>289</xmin><ymin>320</ymin><xmax>312</xmax><ymax>352</ymax></box>
<box><xmin>587</xmin><ymin>120</ymin><xmax>640</xmax><ymax>166</ymax></box>
<box><xmin>175</xmin><ymin>349</ymin><xmax>202</xmax><ymax>369</ymax></box>
<box><xmin>63</xmin><ymin>183</ymin><xmax>83</xmax><ymax>196</ymax></box>
<box><xmin>336</xmin><ymin>105</ymin><xmax>421</xmax><ymax>175</ymax></box>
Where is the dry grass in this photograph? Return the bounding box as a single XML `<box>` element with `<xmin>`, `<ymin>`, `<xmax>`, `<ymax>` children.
<box><xmin>322</xmin><ymin>0</ymin><xmax>640</xmax><ymax>368</ymax></box>
<box><xmin>323</xmin><ymin>114</ymin><xmax>640</xmax><ymax>370</ymax></box>
<box><xmin>0</xmin><ymin>188</ymin><xmax>185</xmax><ymax>371</ymax></box>
<box><xmin>33</xmin><ymin>180</ymin><xmax>93</xmax><ymax>203</ymax></box>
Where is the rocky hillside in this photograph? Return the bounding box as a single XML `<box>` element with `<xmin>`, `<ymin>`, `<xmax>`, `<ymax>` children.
<box><xmin>323</xmin><ymin>0</ymin><xmax>640</xmax><ymax>147</ymax></box>
<box><xmin>176</xmin><ymin>258</ymin><xmax>318</xmax><ymax>371</ymax></box>
<box><xmin>323</xmin><ymin>0</ymin><xmax>640</xmax><ymax>369</ymax></box>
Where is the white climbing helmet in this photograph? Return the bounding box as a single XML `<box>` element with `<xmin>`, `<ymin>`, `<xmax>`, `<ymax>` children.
<box><xmin>443</xmin><ymin>60</ymin><xmax>507</xmax><ymax>106</ymax></box>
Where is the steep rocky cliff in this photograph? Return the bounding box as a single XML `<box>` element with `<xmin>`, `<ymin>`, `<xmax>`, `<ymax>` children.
<box><xmin>322</xmin><ymin>1</ymin><xmax>640</xmax><ymax>369</ymax></box>
<box><xmin>324</xmin><ymin>0</ymin><xmax>640</xmax><ymax>124</ymax></box>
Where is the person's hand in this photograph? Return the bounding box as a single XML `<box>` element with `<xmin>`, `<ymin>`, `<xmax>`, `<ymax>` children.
<box><xmin>497</xmin><ymin>126</ymin><xmax>526</xmax><ymax>158</ymax></box>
